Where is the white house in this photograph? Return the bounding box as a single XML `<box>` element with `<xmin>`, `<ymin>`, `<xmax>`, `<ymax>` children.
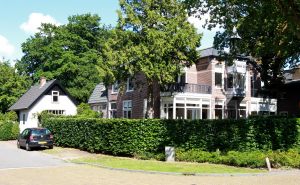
<box><xmin>9</xmin><ymin>78</ymin><xmax>77</xmax><ymax>132</ymax></box>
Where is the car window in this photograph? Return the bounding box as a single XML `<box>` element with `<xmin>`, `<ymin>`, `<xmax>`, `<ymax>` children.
<box><xmin>31</xmin><ymin>129</ymin><xmax>51</xmax><ymax>136</ymax></box>
<box><xmin>21</xmin><ymin>129</ymin><xmax>29</xmax><ymax>137</ymax></box>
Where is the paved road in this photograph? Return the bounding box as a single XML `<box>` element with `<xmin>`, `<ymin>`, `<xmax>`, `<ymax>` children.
<box><xmin>0</xmin><ymin>141</ymin><xmax>67</xmax><ymax>169</ymax></box>
<box><xmin>1</xmin><ymin>141</ymin><xmax>300</xmax><ymax>185</ymax></box>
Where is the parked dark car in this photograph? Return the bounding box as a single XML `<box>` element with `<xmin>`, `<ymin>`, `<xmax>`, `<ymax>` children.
<box><xmin>17</xmin><ymin>128</ymin><xmax>53</xmax><ymax>151</ymax></box>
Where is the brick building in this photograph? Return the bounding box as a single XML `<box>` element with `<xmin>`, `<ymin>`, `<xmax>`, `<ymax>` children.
<box><xmin>89</xmin><ymin>48</ymin><xmax>277</xmax><ymax>119</ymax></box>
<box><xmin>278</xmin><ymin>65</ymin><xmax>300</xmax><ymax>116</ymax></box>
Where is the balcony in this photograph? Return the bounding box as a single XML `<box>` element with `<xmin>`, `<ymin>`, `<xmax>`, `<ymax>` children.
<box><xmin>226</xmin><ymin>87</ymin><xmax>246</xmax><ymax>97</ymax></box>
<box><xmin>161</xmin><ymin>83</ymin><xmax>211</xmax><ymax>95</ymax></box>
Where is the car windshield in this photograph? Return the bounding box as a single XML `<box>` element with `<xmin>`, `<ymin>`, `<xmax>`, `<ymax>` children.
<box><xmin>31</xmin><ymin>129</ymin><xmax>51</xmax><ymax>136</ymax></box>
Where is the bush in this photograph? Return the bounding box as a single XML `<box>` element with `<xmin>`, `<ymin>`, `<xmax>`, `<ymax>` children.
<box><xmin>0</xmin><ymin>120</ymin><xmax>19</xmax><ymax>140</ymax></box>
<box><xmin>77</xmin><ymin>103</ymin><xmax>102</xmax><ymax>118</ymax></box>
<box><xmin>41</xmin><ymin>116</ymin><xmax>300</xmax><ymax>158</ymax></box>
<box><xmin>176</xmin><ymin>148</ymin><xmax>300</xmax><ymax>168</ymax></box>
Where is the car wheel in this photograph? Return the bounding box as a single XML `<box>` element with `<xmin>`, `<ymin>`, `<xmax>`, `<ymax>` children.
<box><xmin>25</xmin><ymin>143</ymin><xmax>31</xmax><ymax>151</ymax></box>
<box><xmin>49</xmin><ymin>145</ymin><xmax>53</xmax><ymax>149</ymax></box>
<box><xmin>17</xmin><ymin>141</ymin><xmax>20</xmax><ymax>149</ymax></box>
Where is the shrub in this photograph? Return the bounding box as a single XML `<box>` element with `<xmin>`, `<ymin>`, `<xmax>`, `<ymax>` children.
<box><xmin>176</xmin><ymin>149</ymin><xmax>300</xmax><ymax>168</ymax></box>
<box><xmin>41</xmin><ymin>116</ymin><xmax>300</xmax><ymax>158</ymax></box>
<box><xmin>77</xmin><ymin>103</ymin><xmax>102</xmax><ymax>118</ymax></box>
<box><xmin>0</xmin><ymin>120</ymin><xmax>19</xmax><ymax>140</ymax></box>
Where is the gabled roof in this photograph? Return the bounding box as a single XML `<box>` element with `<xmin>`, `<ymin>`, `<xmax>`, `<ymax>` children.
<box><xmin>9</xmin><ymin>79</ymin><xmax>76</xmax><ymax>111</ymax></box>
<box><xmin>88</xmin><ymin>83</ymin><xmax>107</xmax><ymax>104</ymax></box>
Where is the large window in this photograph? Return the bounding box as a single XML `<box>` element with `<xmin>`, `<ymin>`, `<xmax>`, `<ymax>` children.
<box><xmin>52</xmin><ymin>91</ymin><xmax>59</xmax><ymax>103</ymax></box>
<box><xmin>123</xmin><ymin>100</ymin><xmax>132</xmax><ymax>118</ymax></box>
<box><xmin>215</xmin><ymin>105</ymin><xmax>223</xmax><ymax>119</ymax></box>
<box><xmin>109</xmin><ymin>102</ymin><xmax>117</xmax><ymax>118</ymax></box>
<box><xmin>215</xmin><ymin>73</ymin><xmax>222</xmax><ymax>87</ymax></box>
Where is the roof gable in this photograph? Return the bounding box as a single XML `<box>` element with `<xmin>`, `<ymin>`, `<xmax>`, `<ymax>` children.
<box><xmin>88</xmin><ymin>83</ymin><xmax>107</xmax><ymax>104</ymax></box>
<box><xmin>9</xmin><ymin>79</ymin><xmax>76</xmax><ymax>111</ymax></box>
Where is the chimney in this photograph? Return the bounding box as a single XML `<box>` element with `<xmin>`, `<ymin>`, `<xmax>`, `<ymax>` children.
<box><xmin>40</xmin><ymin>77</ymin><xmax>47</xmax><ymax>87</ymax></box>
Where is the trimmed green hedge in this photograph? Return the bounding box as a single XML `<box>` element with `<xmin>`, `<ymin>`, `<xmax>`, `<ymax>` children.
<box><xmin>41</xmin><ymin>117</ymin><xmax>300</xmax><ymax>156</ymax></box>
<box><xmin>176</xmin><ymin>148</ymin><xmax>300</xmax><ymax>168</ymax></box>
<box><xmin>0</xmin><ymin>121</ymin><xmax>19</xmax><ymax>140</ymax></box>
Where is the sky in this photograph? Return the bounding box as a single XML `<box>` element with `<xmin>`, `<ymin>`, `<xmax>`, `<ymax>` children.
<box><xmin>0</xmin><ymin>0</ymin><xmax>217</xmax><ymax>63</ymax></box>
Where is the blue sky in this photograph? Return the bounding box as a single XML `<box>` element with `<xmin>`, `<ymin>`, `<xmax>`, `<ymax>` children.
<box><xmin>0</xmin><ymin>0</ymin><xmax>215</xmax><ymax>63</ymax></box>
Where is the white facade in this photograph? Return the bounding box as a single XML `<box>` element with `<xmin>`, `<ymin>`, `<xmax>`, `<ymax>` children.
<box><xmin>19</xmin><ymin>94</ymin><xmax>77</xmax><ymax>132</ymax></box>
<box><xmin>160</xmin><ymin>55</ymin><xmax>277</xmax><ymax>120</ymax></box>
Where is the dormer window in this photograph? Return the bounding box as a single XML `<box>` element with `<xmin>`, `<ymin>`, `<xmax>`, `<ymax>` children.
<box><xmin>52</xmin><ymin>91</ymin><xmax>59</xmax><ymax>103</ymax></box>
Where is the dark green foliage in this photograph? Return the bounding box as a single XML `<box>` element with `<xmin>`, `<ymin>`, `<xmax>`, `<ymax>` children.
<box><xmin>0</xmin><ymin>61</ymin><xmax>31</xmax><ymax>113</ymax></box>
<box><xmin>41</xmin><ymin>117</ymin><xmax>300</xmax><ymax>157</ymax></box>
<box><xmin>17</xmin><ymin>14</ymin><xmax>109</xmax><ymax>103</ymax></box>
<box><xmin>0</xmin><ymin>120</ymin><xmax>19</xmax><ymax>140</ymax></box>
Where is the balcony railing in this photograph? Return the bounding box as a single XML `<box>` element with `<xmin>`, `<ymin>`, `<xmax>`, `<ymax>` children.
<box><xmin>161</xmin><ymin>83</ymin><xmax>211</xmax><ymax>94</ymax></box>
<box><xmin>226</xmin><ymin>87</ymin><xmax>246</xmax><ymax>97</ymax></box>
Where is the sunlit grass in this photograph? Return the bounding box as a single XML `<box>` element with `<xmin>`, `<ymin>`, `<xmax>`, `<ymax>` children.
<box><xmin>71</xmin><ymin>155</ymin><xmax>265</xmax><ymax>174</ymax></box>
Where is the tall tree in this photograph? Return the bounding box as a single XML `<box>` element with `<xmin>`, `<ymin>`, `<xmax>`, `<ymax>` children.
<box><xmin>0</xmin><ymin>60</ymin><xmax>31</xmax><ymax>113</ymax></box>
<box><xmin>184</xmin><ymin>0</ymin><xmax>300</xmax><ymax>95</ymax></box>
<box><xmin>16</xmin><ymin>14</ymin><xmax>109</xmax><ymax>103</ymax></box>
<box><xmin>104</xmin><ymin>0</ymin><xmax>201</xmax><ymax>117</ymax></box>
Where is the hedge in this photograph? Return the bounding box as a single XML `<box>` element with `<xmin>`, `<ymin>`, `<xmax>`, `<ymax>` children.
<box><xmin>0</xmin><ymin>121</ymin><xmax>19</xmax><ymax>140</ymax></box>
<box><xmin>41</xmin><ymin>116</ymin><xmax>300</xmax><ymax>156</ymax></box>
<box><xmin>175</xmin><ymin>148</ymin><xmax>300</xmax><ymax>168</ymax></box>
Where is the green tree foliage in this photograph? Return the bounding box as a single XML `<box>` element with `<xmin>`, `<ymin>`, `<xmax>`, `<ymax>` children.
<box><xmin>77</xmin><ymin>103</ymin><xmax>102</xmax><ymax>118</ymax></box>
<box><xmin>184</xmin><ymin>0</ymin><xmax>300</xmax><ymax>96</ymax></box>
<box><xmin>104</xmin><ymin>0</ymin><xmax>201</xmax><ymax>116</ymax></box>
<box><xmin>16</xmin><ymin>14</ymin><xmax>110</xmax><ymax>103</ymax></box>
<box><xmin>0</xmin><ymin>60</ymin><xmax>31</xmax><ymax>113</ymax></box>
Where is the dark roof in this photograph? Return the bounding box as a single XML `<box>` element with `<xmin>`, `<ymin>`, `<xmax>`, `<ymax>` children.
<box><xmin>9</xmin><ymin>79</ymin><xmax>75</xmax><ymax>111</ymax></box>
<box><xmin>199</xmin><ymin>47</ymin><xmax>221</xmax><ymax>58</ymax></box>
<box><xmin>88</xmin><ymin>83</ymin><xmax>107</xmax><ymax>104</ymax></box>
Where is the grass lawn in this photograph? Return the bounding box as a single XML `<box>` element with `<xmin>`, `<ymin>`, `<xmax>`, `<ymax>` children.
<box><xmin>43</xmin><ymin>146</ymin><xmax>265</xmax><ymax>174</ymax></box>
<box><xmin>71</xmin><ymin>155</ymin><xmax>265</xmax><ymax>174</ymax></box>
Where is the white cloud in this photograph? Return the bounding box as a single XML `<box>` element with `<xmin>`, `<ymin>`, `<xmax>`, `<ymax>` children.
<box><xmin>20</xmin><ymin>12</ymin><xmax>61</xmax><ymax>34</ymax></box>
<box><xmin>0</xmin><ymin>35</ymin><xmax>15</xmax><ymax>58</ymax></box>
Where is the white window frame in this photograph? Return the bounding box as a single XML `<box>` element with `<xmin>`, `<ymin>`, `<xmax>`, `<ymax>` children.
<box><xmin>47</xmin><ymin>110</ymin><xmax>65</xmax><ymax>115</ymax></box>
<box><xmin>215</xmin><ymin>72</ymin><xmax>223</xmax><ymax>88</ymax></box>
<box><xmin>112</xmin><ymin>82</ymin><xmax>119</xmax><ymax>94</ymax></box>
<box><xmin>109</xmin><ymin>102</ymin><xmax>117</xmax><ymax>118</ymax></box>
<box><xmin>123</xmin><ymin>100</ymin><xmax>132</xmax><ymax>118</ymax></box>
<box><xmin>52</xmin><ymin>91</ymin><xmax>59</xmax><ymax>103</ymax></box>
<box><xmin>126</xmin><ymin>78</ymin><xmax>134</xmax><ymax>92</ymax></box>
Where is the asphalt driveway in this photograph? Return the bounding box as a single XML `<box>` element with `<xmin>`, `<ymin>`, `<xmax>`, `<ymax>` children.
<box><xmin>1</xmin><ymin>141</ymin><xmax>300</xmax><ymax>185</ymax></box>
<box><xmin>0</xmin><ymin>141</ymin><xmax>68</xmax><ymax>170</ymax></box>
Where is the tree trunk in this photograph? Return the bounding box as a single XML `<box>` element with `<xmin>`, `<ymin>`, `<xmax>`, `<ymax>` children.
<box><xmin>146</xmin><ymin>81</ymin><xmax>154</xmax><ymax>119</ymax></box>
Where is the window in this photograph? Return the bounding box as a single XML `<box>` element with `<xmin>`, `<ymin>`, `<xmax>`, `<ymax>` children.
<box><xmin>215</xmin><ymin>105</ymin><xmax>223</xmax><ymax>119</ymax></box>
<box><xmin>215</xmin><ymin>73</ymin><xmax>222</xmax><ymax>87</ymax></box>
<box><xmin>123</xmin><ymin>100</ymin><xmax>132</xmax><ymax>118</ymax></box>
<box><xmin>52</xmin><ymin>91</ymin><xmax>59</xmax><ymax>102</ymax></box>
<box><xmin>227</xmin><ymin>74</ymin><xmax>234</xmax><ymax>88</ymax></box>
<box><xmin>112</xmin><ymin>82</ymin><xmax>119</xmax><ymax>94</ymax></box>
<box><xmin>47</xmin><ymin>110</ymin><xmax>65</xmax><ymax>115</ymax></box>
<box><xmin>127</xmin><ymin>78</ymin><xmax>134</xmax><ymax>92</ymax></box>
<box><xmin>22</xmin><ymin>114</ymin><xmax>26</xmax><ymax>125</ymax></box>
<box><xmin>109</xmin><ymin>102</ymin><xmax>117</xmax><ymax>118</ymax></box>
